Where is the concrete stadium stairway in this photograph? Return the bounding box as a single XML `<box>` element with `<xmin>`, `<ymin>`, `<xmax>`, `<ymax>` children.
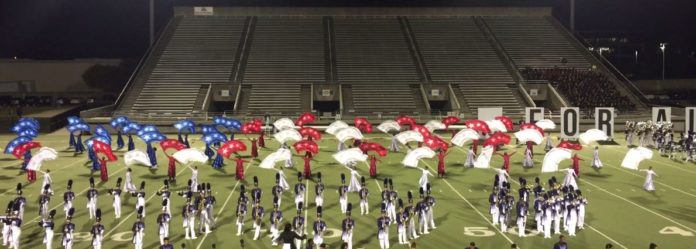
<box><xmin>245</xmin><ymin>84</ymin><xmax>306</xmax><ymax>114</ymax></box>
<box><xmin>349</xmin><ymin>84</ymin><xmax>425</xmax><ymax>114</ymax></box>
<box><xmin>456</xmin><ymin>84</ymin><xmax>525</xmax><ymax>117</ymax></box>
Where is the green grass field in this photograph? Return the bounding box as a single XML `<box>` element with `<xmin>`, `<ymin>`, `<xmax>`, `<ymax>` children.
<box><xmin>2</xmin><ymin>130</ymin><xmax>696</xmax><ymax>249</ymax></box>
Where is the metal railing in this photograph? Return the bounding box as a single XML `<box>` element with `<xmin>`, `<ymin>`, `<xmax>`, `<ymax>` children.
<box><xmin>201</xmin><ymin>83</ymin><xmax>213</xmax><ymax>111</ymax></box>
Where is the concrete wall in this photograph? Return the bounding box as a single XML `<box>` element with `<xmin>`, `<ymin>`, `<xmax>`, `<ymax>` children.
<box><xmin>0</xmin><ymin>59</ymin><xmax>121</xmax><ymax>92</ymax></box>
<box><xmin>174</xmin><ymin>6</ymin><xmax>552</xmax><ymax>17</ymax></box>
<box><xmin>634</xmin><ymin>79</ymin><xmax>696</xmax><ymax>93</ymax></box>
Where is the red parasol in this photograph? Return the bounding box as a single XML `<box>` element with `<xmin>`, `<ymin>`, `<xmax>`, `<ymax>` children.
<box><xmin>483</xmin><ymin>132</ymin><xmax>511</xmax><ymax>147</ymax></box>
<box><xmin>519</xmin><ymin>123</ymin><xmax>545</xmax><ymax>136</ymax></box>
<box><xmin>424</xmin><ymin>135</ymin><xmax>449</xmax><ymax>152</ymax></box>
<box><xmin>442</xmin><ymin>116</ymin><xmax>461</xmax><ymax>129</ymax></box>
<box><xmin>465</xmin><ymin>120</ymin><xmax>492</xmax><ymax>134</ymax></box>
<box><xmin>494</xmin><ymin>116</ymin><xmax>514</xmax><ymax>131</ymax></box>
<box><xmin>159</xmin><ymin>139</ymin><xmax>186</xmax><ymax>156</ymax></box>
<box><xmin>359</xmin><ymin>142</ymin><xmax>388</xmax><ymax>157</ymax></box>
<box><xmin>299</xmin><ymin>127</ymin><xmax>322</xmax><ymax>141</ymax></box>
<box><xmin>295</xmin><ymin>112</ymin><xmax>316</xmax><ymax>127</ymax></box>
<box><xmin>12</xmin><ymin>141</ymin><xmax>42</xmax><ymax>159</ymax></box>
<box><xmin>354</xmin><ymin>117</ymin><xmax>373</xmax><ymax>133</ymax></box>
<box><xmin>411</xmin><ymin>124</ymin><xmax>432</xmax><ymax>137</ymax></box>
<box><xmin>293</xmin><ymin>140</ymin><xmax>319</xmax><ymax>155</ymax></box>
<box><xmin>217</xmin><ymin>140</ymin><xmax>248</xmax><ymax>159</ymax></box>
<box><xmin>557</xmin><ymin>140</ymin><xmax>583</xmax><ymax>150</ymax></box>
<box><xmin>92</xmin><ymin>140</ymin><xmax>117</xmax><ymax>161</ymax></box>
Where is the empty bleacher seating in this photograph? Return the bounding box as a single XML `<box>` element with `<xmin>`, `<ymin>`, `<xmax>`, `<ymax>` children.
<box><xmin>242</xmin><ymin>17</ymin><xmax>326</xmax><ymax>84</ymax></box>
<box><xmin>455</xmin><ymin>84</ymin><xmax>525</xmax><ymax>117</ymax></box>
<box><xmin>127</xmin><ymin>17</ymin><xmax>246</xmax><ymax>113</ymax></box>
<box><xmin>350</xmin><ymin>84</ymin><xmax>422</xmax><ymax>113</ymax></box>
<box><xmin>408</xmin><ymin>17</ymin><xmax>515</xmax><ymax>84</ymax></box>
<box><xmin>333</xmin><ymin>17</ymin><xmax>421</xmax><ymax>85</ymax></box>
<box><xmin>246</xmin><ymin>84</ymin><xmax>303</xmax><ymax>113</ymax></box>
<box><xmin>483</xmin><ymin>16</ymin><xmax>591</xmax><ymax>69</ymax></box>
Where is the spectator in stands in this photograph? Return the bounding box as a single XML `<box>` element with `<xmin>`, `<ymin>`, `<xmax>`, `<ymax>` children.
<box><xmin>15</xmin><ymin>104</ymin><xmax>23</xmax><ymax>118</ymax></box>
<box><xmin>521</xmin><ymin>68</ymin><xmax>635</xmax><ymax>111</ymax></box>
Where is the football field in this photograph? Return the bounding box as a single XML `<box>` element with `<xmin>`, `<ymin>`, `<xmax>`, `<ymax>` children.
<box><xmin>2</xmin><ymin>130</ymin><xmax>695</xmax><ymax>249</ymax></box>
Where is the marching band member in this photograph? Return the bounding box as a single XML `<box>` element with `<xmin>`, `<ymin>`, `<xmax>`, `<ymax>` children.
<box><xmin>294</xmin><ymin>172</ymin><xmax>306</xmax><ymax>208</ymax></box>
<box><xmin>39</xmin><ymin>184</ymin><xmax>51</xmax><ymax>218</ymax></box>
<box><xmin>2</xmin><ymin>202</ymin><xmax>12</xmax><ymax>247</ymax></box>
<box><xmin>132</xmin><ymin>207</ymin><xmax>145</xmax><ymax>249</ymax></box>
<box><xmin>292</xmin><ymin>202</ymin><xmax>305</xmax><ymax>249</ymax></box>
<box><xmin>183</xmin><ymin>197</ymin><xmax>197</xmax><ymax>240</ymax></box>
<box><xmin>63</xmin><ymin>180</ymin><xmax>75</xmax><ymax>218</ymax></box>
<box><xmin>405</xmin><ymin>191</ymin><xmax>418</xmax><ymax>240</ymax></box>
<box><xmin>387</xmin><ymin>179</ymin><xmax>398</xmax><ymax>222</ymax></box>
<box><xmin>159</xmin><ymin>237</ymin><xmax>174</xmax><ymax>249</ymax></box>
<box><xmin>62</xmin><ymin>208</ymin><xmax>75</xmax><ymax>249</ymax></box>
<box><xmin>498</xmin><ymin>196</ymin><xmax>509</xmax><ymax>233</ymax></box>
<box><xmin>516</xmin><ymin>200</ymin><xmax>528</xmax><ymax>237</ymax></box>
<box><xmin>273</xmin><ymin>173</ymin><xmax>285</xmax><ymax>207</ymax></box>
<box><xmin>425</xmin><ymin>184</ymin><xmax>437</xmax><ymax>230</ymax></box>
<box><xmin>197</xmin><ymin>189</ymin><xmax>211</xmax><ymax>234</ymax></box>
<box><xmin>136</xmin><ymin>182</ymin><xmax>146</xmax><ymax>217</ymax></box>
<box><xmin>251</xmin><ymin>176</ymin><xmax>262</xmax><ymax>205</ymax></box>
<box><xmin>157</xmin><ymin>180</ymin><xmax>172</xmax><ymax>215</ymax></box>
<box><xmin>338</xmin><ymin>174</ymin><xmax>348</xmax><ymax>214</ymax></box>
<box><xmin>417</xmin><ymin>187</ymin><xmax>429</xmax><ymax>235</ymax></box>
<box><xmin>251</xmin><ymin>201</ymin><xmax>265</xmax><ymax>241</ymax></box>
<box><xmin>396</xmin><ymin>199</ymin><xmax>408</xmax><ymax>245</ymax></box>
<box><xmin>542</xmin><ymin>195</ymin><xmax>553</xmax><ymax>238</ymax></box>
<box><xmin>157</xmin><ymin>200</ymin><xmax>171</xmax><ymax>245</ymax></box>
<box><xmin>534</xmin><ymin>195</ymin><xmax>544</xmax><ymax>233</ymax></box>
<box><xmin>576</xmin><ymin>190</ymin><xmax>587</xmax><ymax>230</ymax></box>
<box><xmin>9</xmin><ymin>205</ymin><xmax>22</xmax><ymax>249</ymax></box>
<box><xmin>40</xmin><ymin>210</ymin><xmax>56</xmax><ymax>249</ymax></box>
<box><xmin>312</xmin><ymin>206</ymin><xmax>327</xmax><ymax>247</ymax></box>
<box><xmin>359</xmin><ymin>176</ymin><xmax>369</xmax><ymax>215</ymax></box>
<box><xmin>236</xmin><ymin>185</ymin><xmax>249</xmax><ymax>236</ymax></box>
<box><xmin>269</xmin><ymin>198</ymin><xmax>283</xmax><ymax>246</ymax></box>
<box><xmin>341</xmin><ymin>203</ymin><xmax>354</xmax><ymax>249</ymax></box>
<box><xmin>377</xmin><ymin>203</ymin><xmax>391</xmax><ymax>249</ymax></box>
<box><xmin>90</xmin><ymin>209</ymin><xmax>105</xmax><ymax>249</ymax></box>
<box><xmin>86</xmin><ymin>178</ymin><xmax>98</xmax><ymax>219</ymax></box>
<box><xmin>41</xmin><ymin>170</ymin><xmax>53</xmax><ymax>195</ymax></box>
<box><xmin>315</xmin><ymin>172</ymin><xmax>324</xmax><ymax>207</ymax></box>
<box><xmin>640</xmin><ymin>166</ymin><xmax>658</xmax><ymax>192</ymax></box>
<box><xmin>13</xmin><ymin>184</ymin><xmax>26</xmax><ymax>219</ymax></box>
<box><xmin>124</xmin><ymin>168</ymin><xmax>138</xmax><ymax>195</ymax></box>
<box><xmin>109</xmin><ymin>178</ymin><xmax>123</xmax><ymax>218</ymax></box>
<box><xmin>204</xmin><ymin>183</ymin><xmax>216</xmax><ymax>232</ymax></box>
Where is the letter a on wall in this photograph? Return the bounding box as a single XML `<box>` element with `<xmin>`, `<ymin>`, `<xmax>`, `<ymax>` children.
<box><xmin>652</xmin><ymin>107</ymin><xmax>671</xmax><ymax>123</ymax></box>
<box><xmin>595</xmin><ymin>108</ymin><xmax>614</xmax><ymax>139</ymax></box>
<box><xmin>561</xmin><ymin>107</ymin><xmax>579</xmax><ymax>138</ymax></box>
<box><xmin>525</xmin><ymin>107</ymin><xmax>544</xmax><ymax>124</ymax></box>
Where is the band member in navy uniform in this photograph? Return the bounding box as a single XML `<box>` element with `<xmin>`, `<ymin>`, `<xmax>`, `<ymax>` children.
<box><xmin>377</xmin><ymin>203</ymin><xmax>391</xmax><ymax>249</ymax></box>
<box><xmin>269</xmin><ymin>197</ymin><xmax>283</xmax><ymax>246</ymax></box>
<box><xmin>396</xmin><ymin>199</ymin><xmax>408</xmax><ymax>245</ymax></box>
<box><xmin>314</xmin><ymin>172</ymin><xmax>324</xmax><ymax>207</ymax></box>
<box><xmin>204</xmin><ymin>183</ymin><xmax>216</xmax><ymax>232</ymax></box>
<box><xmin>9</xmin><ymin>204</ymin><xmax>22</xmax><ymax>249</ymax></box>
<box><xmin>183</xmin><ymin>197</ymin><xmax>196</xmax><ymax>240</ymax></box>
<box><xmin>425</xmin><ymin>184</ymin><xmax>436</xmax><ymax>230</ymax></box>
<box><xmin>341</xmin><ymin>203</ymin><xmax>354</xmax><ymax>249</ymax></box>
<box><xmin>338</xmin><ymin>174</ymin><xmax>348</xmax><ymax>214</ymax></box>
<box><xmin>40</xmin><ymin>209</ymin><xmax>56</xmax><ymax>249</ymax></box>
<box><xmin>13</xmin><ymin>184</ymin><xmax>26</xmax><ymax>219</ymax></box>
<box><xmin>109</xmin><ymin>178</ymin><xmax>123</xmax><ymax>218</ymax></box>
<box><xmin>416</xmin><ymin>187</ymin><xmax>429</xmax><ymax>235</ymax></box>
<box><xmin>63</xmin><ymin>180</ymin><xmax>75</xmax><ymax>218</ymax></box>
<box><xmin>359</xmin><ymin>177</ymin><xmax>369</xmax><ymax>215</ymax></box>
<box><xmin>292</xmin><ymin>202</ymin><xmax>305</xmax><ymax>249</ymax></box>
<box><xmin>90</xmin><ymin>209</ymin><xmax>105</xmax><ymax>249</ymax></box>
<box><xmin>156</xmin><ymin>180</ymin><xmax>172</xmax><ymax>215</ymax></box>
<box><xmin>136</xmin><ymin>182</ymin><xmax>147</xmax><ymax>218</ymax></box>
<box><xmin>294</xmin><ymin>173</ymin><xmax>306</xmax><ymax>208</ymax></box>
<box><xmin>387</xmin><ymin>179</ymin><xmax>398</xmax><ymax>222</ymax></box>
<box><xmin>62</xmin><ymin>208</ymin><xmax>76</xmax><ymax>249</ymax></box>
<box><xmin>312</xmin><ymin>206</ymin><xmax>327</xmax><ymax>248</ymax></box>
<box><xmin>157</xmin><ymin>200</ymin><xmax>171</xmax><ymax>245</ymax></box>
<box><xmin>272</xmin><ymin>173</ymin><xmax>284</xmax><ymax>207</ymax></box>
<box><xmin>39</xmin><ymin>184</ymin><xmax>51</xmax><ymax>218</ymax></box>
<box><xmin>534</xmin><ymin>194</ymin><xmax>544</xmax><ymax>233</ymax></box>
<box><xmin>236</xmin><ymin>185</ymin><xmax>249</xmax><ymax>236</ymax></box>
<box><xmin>251</xmin><ymin>201</ymin><xmax>265</xmax><ymax>241</ymax></box>
<box><xmin>86</xmin><ymin>178</ymin><xmax>98</xmax><ymax>219</ymax></box>
<box><xmin>405</xmin><ymin>191</ymin><xmax>418</xmax><ymax>240</ymax></box>
<box><xmin>516</xmin><ymin>200</ymin><xmax>528</xmax><ymax>237</ymax></box>
<box><xmin>251</xmin><ymin>176</ymin><xmax>262</xmax><ymax>204</ymax></box>
<box><xmin>132</xmin><ymin>207</ymin><xmax>145</xmax><ymax>249</ymax></box>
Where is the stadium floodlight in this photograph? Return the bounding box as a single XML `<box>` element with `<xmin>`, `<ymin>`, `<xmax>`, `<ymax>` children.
<box><xmin>660</xmin><ymin>43</ymin><xmax>667</xmax><ymax>80</ymax></box>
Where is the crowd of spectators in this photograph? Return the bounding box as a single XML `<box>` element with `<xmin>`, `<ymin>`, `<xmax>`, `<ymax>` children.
<box><xmin>521</xmin><ymin>68</ymin><xmax>635</xmax><ymax>111</ymax></box>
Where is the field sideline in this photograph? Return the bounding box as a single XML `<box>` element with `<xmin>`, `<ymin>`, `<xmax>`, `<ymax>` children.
<box><xmin>1</xmin><ymin>130</ymin><xmax>695</xmax><ymax>249</ymax></box>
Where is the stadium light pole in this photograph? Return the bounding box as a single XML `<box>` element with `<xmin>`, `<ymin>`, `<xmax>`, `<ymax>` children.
<box><xmin>660</xmin><ymin>43</ymin><xmax>667</xmax><ymax>80</ymax></box>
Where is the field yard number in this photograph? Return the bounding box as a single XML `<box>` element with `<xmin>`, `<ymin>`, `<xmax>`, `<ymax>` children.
<box><xmin>659</xmin><ymin>226</ymin><xmax>694</xmax><ymax>236</ymax></box>
<box><xmin>321</xmin><ymin>228</ymin><xmax>343</xmax><ymax>239</ymax></box>
<box><xmin>463</xmin><ymin>227</ymin><xmax>495</xmax><ymax>237</ymax></box>
<box><xmin>111</xmin><ymin>232</ymin><xmax>133</xmax><ymax>242</ymax></box>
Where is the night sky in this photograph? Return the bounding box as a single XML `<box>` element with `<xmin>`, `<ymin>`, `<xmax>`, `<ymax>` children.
<box><xmin>1</xmin><ymin>0</ymin><xmax>694</xmax><ymax>77</ymax></box>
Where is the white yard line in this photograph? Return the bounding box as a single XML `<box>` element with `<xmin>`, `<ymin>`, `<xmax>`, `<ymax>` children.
<box><xmin>580</xmin><ymin>178</ymin><xmax>696</xmax><ymax>233</ymax></box>
<box><xmin>419</xmin><ymin>160</ymin><xmax>515</xmax><ymax>244</ymax></box>
<box><xmin>195</xmin><ymin>160</ymin><xmax>255</xmax><ymax>249</ymax></box>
